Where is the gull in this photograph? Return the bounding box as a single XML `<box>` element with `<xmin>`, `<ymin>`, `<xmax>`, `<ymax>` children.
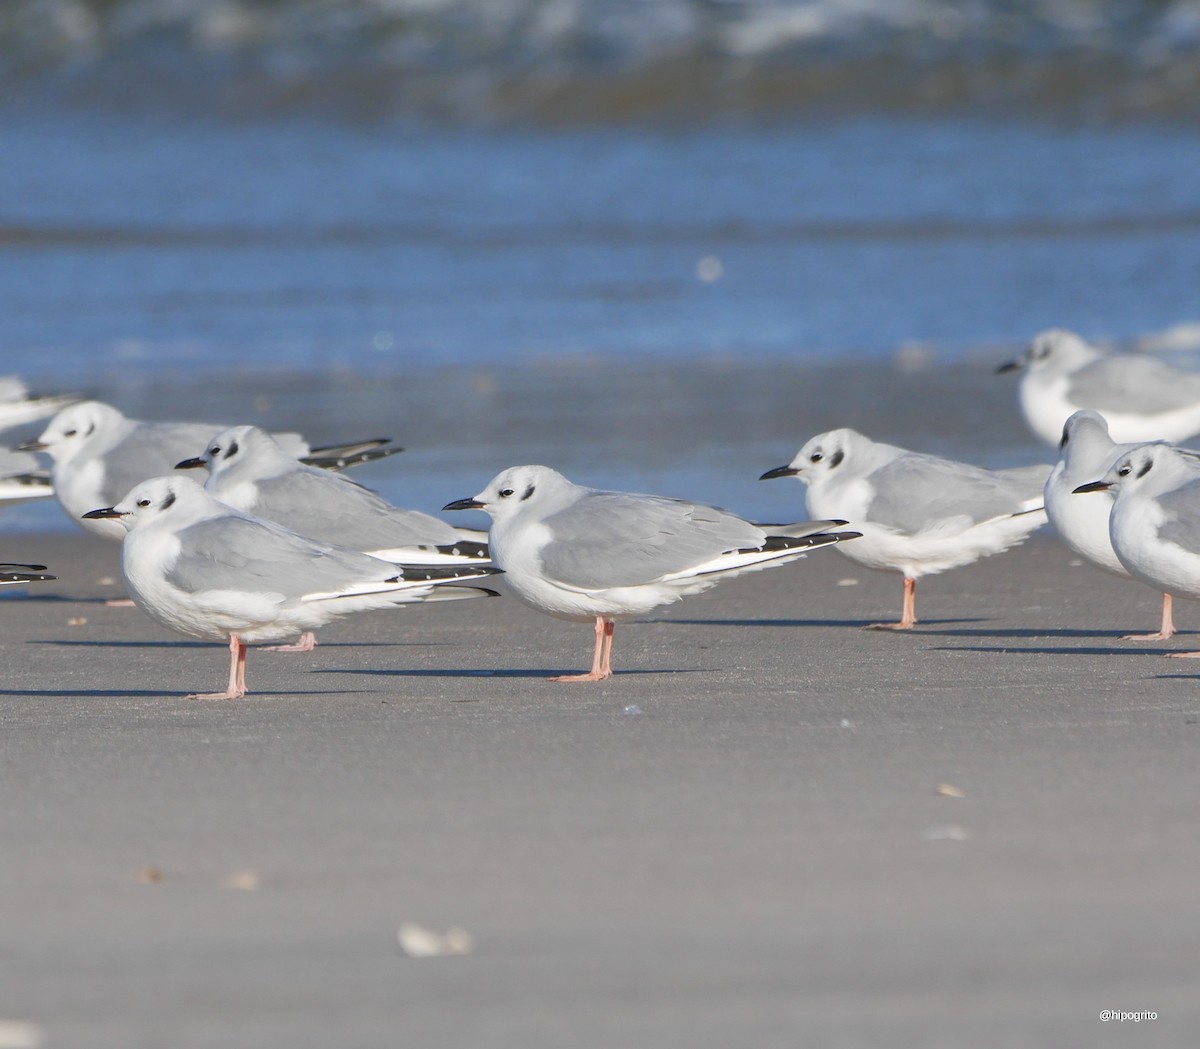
<box><xmin>83</xmin><ymin>476</ymin><xmax>500</xmax><ymax>699</ymax></box>
<box><xmin>20</xmin><ymin>401</ymin><xmax>399</xmax><ymax>541</ymax></box>
<box><xmin>0</xmin><ymin>563</ymin><xmax>54</xmax><ymax>584</ymax></box>
<box><xmin>444</xmin><ymin>465</ymin><xmax>858</xmax><ymax>682</ymax></box>
<box><xmin>761</xmin><ymin>428</ymin><xmax>1049</xmax><ymax>630</ymax></box>
<box><xmin>176</xmin><ymin>425</ymin><xmax>487</xmax><ymax>564</ymax></box>
<box><xmin>1045</xmin><ymin>410</ymin><xmax>1179</xmax><ymax>640</ymax></box>
<box><xmin>176</xmin><ymin>425</ymin><xmax>489</xmax><ymax>651</ymax></box>
<box><xmin>0</xmin><ymin>375</ymin><xmax>77</xmax><ymax>433</ymax></box>
<box><xmin>997</xmin><ymin>328</ymin><xmax>1200</xmax><ymax>445</ymax></box>
<box><xmin>0</xmin><ymin>447</ymin><xmax>53</xmax><ymax>508</ymax></box>
<box><xmin>1074</xmin><ymin>443</ymin><xmax>1200</xmax><ymax>658</ymax></box>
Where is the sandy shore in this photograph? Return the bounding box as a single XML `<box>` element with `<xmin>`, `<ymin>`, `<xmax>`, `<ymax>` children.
<box><xmin>1</xmin><ymin>517</ymin><xmax>1196</xmax><ymax>1046</ymax></box>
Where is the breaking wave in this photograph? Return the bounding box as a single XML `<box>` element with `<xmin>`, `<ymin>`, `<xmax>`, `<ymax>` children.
<box><xmin>4</xmin><ymin>0</ymin><xmax>1200</xmax><ymax>121</ymax></box>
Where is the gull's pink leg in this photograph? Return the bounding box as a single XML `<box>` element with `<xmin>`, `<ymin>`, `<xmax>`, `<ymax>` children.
<box><xmin>264</xmin><ymin>631</ymin><xmax>317</xmax><ymax>653</ymax></box>
<box><xmin>552</xmin><ymin>616</ymin><xmax>615</xmax><ymax>682</ymax></box>
<box><xmin>598</xmin><ymin>619</ymin><xmax>616</xmax><ymax>678</ymax></box>
<box><xmin>866</xmin><ymin>576</ymin><xmax>918</xmax><ymax>631</ymax></box>
<box><xmin>1123</xmin><ymin>593</ymin><xmax>1176</xmax><ymax>642</ymax></box>
<box><xmin>104</xmin><ymin>598</ymin><xmax>136</xmax><ymax>608</ymax></box>
<box><xmin>188</xmin><ymin>635</ymin><xmax>249</xmax><ymax>699</ymax></box>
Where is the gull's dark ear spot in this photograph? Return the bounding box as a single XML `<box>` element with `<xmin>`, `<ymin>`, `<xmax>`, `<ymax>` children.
<box><xmin>1136</xmin><ymin>459</ymin><xmax>1153</xmax><ymax>479</ymax></box>
<box><xmin>521</xmin><ymin>484</ymin><xmax>536</xmax><ymax>501</ymax></box>
<box><xmin>225</xmin><ymin>440</ymin><xmax>239</xmax><ymax>459</ymax></box>
<box><xmin>829</xmin><ymin>450</ymin><xmax>844</xmax><ymax>468</ymax></box>
<box><xmin>162</xmin><ymin>491</ymin><xmax>176</xmax><ymax>510</ymax></box>
<box><xmin>84</xmin><ymin>423</ymin><xmax>96</xmax><ymax>437</ymax></box>
<box><xmin>1059</xmin><ymin>425</ymin><xmax>1069</xmax><ymax>450</ymax></box>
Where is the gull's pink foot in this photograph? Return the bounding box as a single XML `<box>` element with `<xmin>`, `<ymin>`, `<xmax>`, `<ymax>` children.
<box><xmin>552</xmin><ymin>617</ymin><xmax>616</xmax><ymax>682</ymax></box>
<box><xmin>264</xmin><ymin>631</ymin><xmax>316</xmax><ymax>653</ymax></box>
<box><xmin>104</xmin><ymin>597</ymin><xmax>136</xmax><ymax>607</ymax></box>
<box><xmin>1123</xmin><ymin>593</ymin><xmax>1176</xmax><ymax>642</ymax></box>
<box><xmin>187</xmin><ymin>635</ymin><xmax>248</xmax><ymax>699</ymax></box>
<box><xmin>864</xmin><ymin>577</ymin><xmax>918</xmax><ymax>631</ymax></box>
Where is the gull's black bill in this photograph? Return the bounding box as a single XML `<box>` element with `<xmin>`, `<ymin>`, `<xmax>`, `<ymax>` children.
<box><xmin>995</xmin><ymin>359</ymin><xmax>1022</xmax><ymax>374</ymax></box>
<box><xmin>443</xmin><ymin>497</ymin><xmax>485</xmax><ymax>512</ymax></box>
<box><xmin>82</xmin><ymin>506</ymin><xmax>126</xmax><ymax>519</ymax></box>
<box><xmin>14</xmin><ymin>438</ymin><xmax>48</xmax><ymax>452</ymax></box>
<box><xmin>176</xmin><ymin>456</ymin><xmax>207</xmax><ymax>470</ymax></box>
<box><xmin>759</xmin><ymin>465</ymin><xmax>798</xmax><ymax>481</ymax></box>
<box><xmin>1073</xmin><ymin>480</ymin><xmax>1112</xmax><ymax>494</ymax></box>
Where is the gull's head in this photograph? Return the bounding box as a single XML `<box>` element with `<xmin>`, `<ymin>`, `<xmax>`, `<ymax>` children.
<box><xmin>761</xmin><ymin>428</ymin><xmax>859</xmax><ymax>488</ymax></box>
<box><xmin>1057</xmin><ymin>409</ymin><xmax>1118</xmax><ymax>464</ymax></box>
<box><xmin>18</xmin><ymin>400</ymin><xmax>125</xmax><ymax>464</ymax></box>
<box><xmin>176</xmin><ymin>424</ymin><xmax>282</xmax><ymax>479</ymax></box>
<box><xmin>83</xmin><ymin>475</ymin><xmax>209</xmax><ymax>532</ymax></box>
<box><xmin>997</xmin><ymin>329</ymin><xmax>1099</xmax><ymax>377</ymax></box>
<box><xmin>1075</xmin><ymin>444</ymin><xmax>1191</xmax><ymax>498</ymax></box>
<box><xmin>444</xmin><ymin>465</ymin><xmax>574</xmax><ymax>521</ymax></box>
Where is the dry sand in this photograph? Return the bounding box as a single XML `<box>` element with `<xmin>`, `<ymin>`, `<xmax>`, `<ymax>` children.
<box><xmin>1</xmin><ymin>518</ymin><xmax>1196</xmax><ymax>1047</ymax></box>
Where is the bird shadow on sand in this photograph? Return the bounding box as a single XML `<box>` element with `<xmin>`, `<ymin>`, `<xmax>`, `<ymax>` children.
<box><xmin>29</xmin><ymin>639</ymin><xmax>415</xmax><ymax>651</ymax></box>
<box><xmin>665</xmin><ymin>616</ymin><xmax>989</xmax><ymax>630</ymax></box>
<box><xmin>925</xmin><ymin>643</ymin><xmax>1175</xmax><ymax>657</ymax></box>
<box><xmin>0</xmin><ymin>687</ymin><xmax>378</xmax><ymax>698</ymax></box>
<box><xmin>901</xmin><ymin>626</ymin><xmax>1177</xmax><ymax>641</ymax></box>
<box><xmin>319</xmin><ymin>666</ymin><xmax>704</xmax><ymax>679</ymax></box>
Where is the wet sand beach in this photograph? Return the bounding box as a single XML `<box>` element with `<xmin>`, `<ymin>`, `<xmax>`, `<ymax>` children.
<box><xmin>2</xmin><ymin>355</ymin><xmax>1197</xmax><ymax>1045</ymax></box>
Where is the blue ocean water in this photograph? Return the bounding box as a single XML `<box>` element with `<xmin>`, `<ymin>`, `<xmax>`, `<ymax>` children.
<box><xmin>4</xmin><ymin>111</ymin><xmax>1200</xmax><ymax>392</ymax></box>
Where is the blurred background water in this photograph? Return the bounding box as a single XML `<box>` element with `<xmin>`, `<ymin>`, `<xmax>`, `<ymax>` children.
<box><xmin>3</xmin><ymin>0</ymin><xmax>1200</xmax><ymax>528</ymax></box>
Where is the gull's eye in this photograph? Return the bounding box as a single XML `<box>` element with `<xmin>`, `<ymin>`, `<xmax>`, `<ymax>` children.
<box><xmin>1117</xmin><ymin>465</ymin><xmax>1131</xmax><ymax>477</ymax></box>
<box><xmin>810</xmin><ymin>452</ymin><xmax>823</xmax><ymax>463</ymax></box>
<box><xmin>209</xmin><ymin>446</ymin><xmax>220</xmax><ymax>457</ymax></box>
<box><xmin>137</xmin><ymin>499</ymin><xmax>151</xmax><ymax>507</ymax></box>
<box><xmin>499</xmin><ymin>488</ymin><xmax>515</xmax><ymax>498</ymax></box>
<box><xmin>64</xmin><ymin>429</ymin><xmax>77</xmax><ymax>437</ymax></box>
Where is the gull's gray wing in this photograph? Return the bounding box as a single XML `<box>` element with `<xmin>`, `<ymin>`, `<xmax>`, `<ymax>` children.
<box><xmin>1153</xmin><ymin>483</ymin><xmax>1200</xmax><ymax>556</ymax></box>
<box><xmin>249</xmin><ymin>468</ymin><xmax>462</xmax><ymax>548</ymax></box>
<box><xmin>101</xmin><ymin>422</ymin><xmax>223</xmax><ymax>504</ymax></box>
<box><xmin>538</xmin><ymin>492</ymin><xmax>767</xmax><ymax>590</ymax></box>
<box><xmin>164</xmin><ymin>515</ymin><xmax>391</xmax><ymax>598</ymax></box>
<box><xmin>1069</xmin><ymin>357</ymin><xmax>1200</xmax><ymax>414</ymax></box>
<box><xmin>866</xmin><ymin>454</ymin><xmax>1044</xmax><ymax>535</ymax></box>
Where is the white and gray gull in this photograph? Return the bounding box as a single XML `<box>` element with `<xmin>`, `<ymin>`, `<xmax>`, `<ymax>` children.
<box><xmin>84</xmin><ymin>476</ymin><xmax>500</xmax><ymax>699</ymax></box>
<box><xmin>762</xmin><ymin>428</ymin><xmax>1049</xmax><ymax>630</ymax></box>
<box><xmin>20</xmin><ymin>400</ymin><xmax>400</xmax><ymax>541</ymax></box>
<box><xmin>444</xmin><ymin>465</ymin><xmax>858</xmax><ymax>682</ymax></box>
<box><xmin>1046</xmin><ymin>410</ymin><xmax>1181</xmax><ymax>641</ymax></box>
<box><xmin>1075</xmin><ymin>443</ymin><xmax>1200</xmax><ymax>659</ymax></box>
<box><xmin>998</xmin><ymin>329</ymin><xmax>1200</xmax><ymax>446</ymax></box>
<box><xmin>175</xmin><ymin>424</ymin><xmax>488</xmax><ymax>652</ymax></box>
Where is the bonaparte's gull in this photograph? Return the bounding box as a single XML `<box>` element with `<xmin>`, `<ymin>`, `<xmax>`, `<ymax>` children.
<box><xmin>0</xmin><ymin>447</ymin><xmax>53</xmax><ymax>508</ymax></box>
<box><xmin>445</xmin><ymin>465</ymin><xmax>858</xmax><ymax>682</ymax></box>
<box><xmin>998</xmin><ymin>329</ymin><xmax>1200</xmax><ymax>445</ymax></box>
<box><xmin>20</xmin><ymin>401</ymin><xmax>398</xmax><ymax>540</ymax></box>
<box><xmin>176</xmin><ymin>424</ymin><xmax>488</xmax><ymax>652</ymax></box>
<box><xmin>0</xmin><ymin>376</ymin><xmax>77</xmax><ymax>433</ymax></box>
<box><xmin>177</xmin><ymin>425</ymin><xmax>487</xmax><ymax>564</ymax></box>
<box><xmin>84</xmin><ymin>476</ymin><xmax>500</xmax><ymax>699</ymax></box>
<box><xmin>1046</xmin><ymin>410</ymin><xmax>1179</xmax><ymax>640</ymax></box>
<box><xmin>762</xmin><ymin>428</ymin><xmax>1049</xmax><ymax>630</ymax></box>
<box><xmin>1075</xmin><ymin>444</ymin><xmax>1200</xmax><ymax>658</ymax></box>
